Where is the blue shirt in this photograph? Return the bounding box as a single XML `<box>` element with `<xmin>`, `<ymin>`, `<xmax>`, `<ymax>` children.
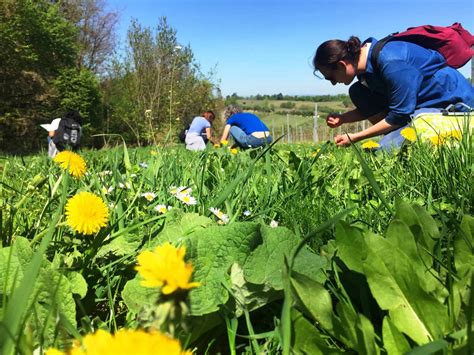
<box><xmin>188</xmin><ymin>116</ymin><xmax>210</xmax><ymax>134</ymax></box>
<box><xmin>362</xmin><ymin>38</ymin><xmax>474</xmax><ymax>125</ymax></box>
<box><xmin>227</xmin><ymin>112</ymin><xmax>269</xmax><ymax>134</ymax></box>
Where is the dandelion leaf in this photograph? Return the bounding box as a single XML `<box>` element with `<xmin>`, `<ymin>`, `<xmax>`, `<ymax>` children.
<box><xmin>66</xmin><ymin>271</ymin><xmax>88</xmax><ymax>299</ymax></box>
<box><xmin>149</xmin><ymin>211</ymin><xmax>213</xmax><ymax>247</ymax></box>
<box><xmin>187</xmin><ymin>222</ymin><xmax>260</xmax><ymax>316</ymax></box>
<box><xmin>122</xmin><ymin>277</ymin><xmax>159</xmax><ymax>314</ymax></box>
<box><xmin>243</xmin><ymin>225</ymin><xmax>326</xmax><ymax>290</ymax></box>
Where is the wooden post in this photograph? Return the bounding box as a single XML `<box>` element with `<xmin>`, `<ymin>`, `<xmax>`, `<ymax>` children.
<box><xmin>272</xmin><ymin>116</ymin><xmax>275</xmax><ymax>138</ymax></box>
<box><xmin>295</xmin><ymin>120</ymin><xmax>298</xmax><ymax>142</ymax></box>
<box><xmin>313</xmin><ymin>103</ymin><xmax>318</xmax><ymax>142</ymax></box>
<box><xmin>286</xmin><ymin>113</ymin><xmax>291</xmax><ymax>143</ymax></box>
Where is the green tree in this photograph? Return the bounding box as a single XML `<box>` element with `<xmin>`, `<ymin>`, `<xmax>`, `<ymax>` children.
<box><xmin>103</xmin><ymin>17</ymin><xmax>218</xmax><ymax>146</ymax></box>
<box><xmin>0</xmin><ymin>0</ymin><xmax>78</xmax><ymax>152</ymax></box>
<box><xmin>52</xmin><ymin>68</ymin><xmax>103</xmax><ymax>146</ymax></box>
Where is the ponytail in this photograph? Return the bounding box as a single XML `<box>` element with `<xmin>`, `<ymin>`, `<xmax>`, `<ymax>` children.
<box><xmin>313</xmin><ymin>36</ymin><xmax>362</xmax><ymax>73</ymax></box>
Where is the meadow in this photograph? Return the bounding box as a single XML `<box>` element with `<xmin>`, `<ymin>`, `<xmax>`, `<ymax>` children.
<box><xmin>0</xmin><ymin>131</ymin><xmax>473</xmax><ymax>354</ymax></box>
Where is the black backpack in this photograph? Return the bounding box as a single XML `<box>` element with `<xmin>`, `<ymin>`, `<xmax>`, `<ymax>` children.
<box><xmin>178</xmin><ymin>124</ymin><xmax>190</xmax><ymax>143</ymax></box>
<box><xmin>53</xmin><ymin>111</ymin><xmax>82</xmax><ymax>151</ymax></box>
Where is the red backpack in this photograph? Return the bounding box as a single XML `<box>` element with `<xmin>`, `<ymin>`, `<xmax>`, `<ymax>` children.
<box><xmin>371</xmin><ymin>23</ymin><xmax>474</xmax><ymax>71</ymax></box>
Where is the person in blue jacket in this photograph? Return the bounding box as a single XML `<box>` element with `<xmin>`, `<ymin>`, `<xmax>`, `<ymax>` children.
<box><xmin>220</xmin><ymin>105</ymin><xmax>272</xmax><ymax>149</ymax></box>
<box><xmin>313</xmin><ymin>36</ymin><xmax>474</xmax><ymax>149</ymax></box>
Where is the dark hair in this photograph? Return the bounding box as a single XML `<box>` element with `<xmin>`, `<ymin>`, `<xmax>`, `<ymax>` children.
<box><xmin>63</xmin><ymin>109</ymin><xmax>83</xmax><ymax>125</ymax></box>
<box><xmin>223</xmin><ymin>105</ymin><xmax>242</xmax><ymax>119</ymax></box>
<box><xmin>205</xmin><ymin>110</ymin><xmax>215</xmax><ymax>120</ymax></box>
<box><xmin>313</xmin><ymin>36</ymin><xmax>361</xmax><ymax>74</ymax></box>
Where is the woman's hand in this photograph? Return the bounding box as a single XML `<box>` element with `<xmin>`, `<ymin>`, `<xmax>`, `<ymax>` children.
<box><xmin>334</xmin><ymin>133</ymin><xmax>356</xmax><ymax>146</ymax></box>
<box><xmin>326</xmin><ymin>113</ymin><xmax>344</xmax><ymax>128</ymax></box>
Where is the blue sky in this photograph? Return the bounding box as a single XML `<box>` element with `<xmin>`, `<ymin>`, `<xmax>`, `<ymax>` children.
<box><xmin>108</xmin><ymin>0</ymin><xmax>473</xmax><ymax>97</ymax></box>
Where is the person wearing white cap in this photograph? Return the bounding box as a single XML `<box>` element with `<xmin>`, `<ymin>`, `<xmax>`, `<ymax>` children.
<box><xmin>40</xmin><ymin>118</ymin><xmax>61</xmax><ymax>158</ymax></box>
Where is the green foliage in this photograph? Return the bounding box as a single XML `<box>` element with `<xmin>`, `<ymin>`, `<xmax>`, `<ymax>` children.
<box><xmin>0</xmin><ymin>0</ymin><xmax>79</xmax><ymax>153</ymax></box>
<box><xmin>122</xmin><ymin>211</ymin><xmax>326</xmax><ymax>320</ymax></box>
<box><xmin>103</xmin><ymin>17</ymin><xmax>219</xmax><ymax>146</ymax></box>
<box><xmin>0</xmin><ymin>134</ymin><xmax>472</xmax><ymax>353</ymax></box>
<box><xmin>280</xmin><ymin>101</ymin><xmax>296</xmax><ymax>109</ymax></box>
<box><xmin>0</xmin><ymin>237</ymin><xmax>86</xmax><ymax>350</ymax></box>
<box><xmin>289</xmin><ymin>201</ymin><xmax>473</xmax><ymax>353</ymax></box>
<box><xmin>53</xmin><ymin>68</ymin><xmax>103</xmax><ymax>127</ymax></box>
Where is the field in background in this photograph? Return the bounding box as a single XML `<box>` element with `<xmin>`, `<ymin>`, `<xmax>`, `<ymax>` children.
<box><xmin>235</xmin><ymin>98</ymin><xmax>358</xmax><ymax>143</ymax></box>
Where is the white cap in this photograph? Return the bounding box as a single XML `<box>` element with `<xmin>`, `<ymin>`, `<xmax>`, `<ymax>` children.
<box><xmin>40</xmin><ymin>118</ymin><xmax>61</xmax><ymax>131</ymax></box>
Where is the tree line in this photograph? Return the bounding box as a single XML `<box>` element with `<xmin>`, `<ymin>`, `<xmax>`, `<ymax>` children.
<box><xmin>225</xmin><ymin>93</ymin><xmax>351</xmax><ymax>103</ymax></box>
<box><xmin>0</xmin><ymin>0</ymin><xmax>220</xmax><ymax>154</ymax></box>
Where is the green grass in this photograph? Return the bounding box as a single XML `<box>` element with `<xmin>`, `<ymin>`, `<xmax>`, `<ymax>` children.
<box><xmin>237</xmin><ymin>99</ymin><xmax>350</xmax><ymax>112</ymax></box>
<box><xmin>0</xmin><ymin>132</ymin><xmax>472</xmax><ymax>354</ymax></box>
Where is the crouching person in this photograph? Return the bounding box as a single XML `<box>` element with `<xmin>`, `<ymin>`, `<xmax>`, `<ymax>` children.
<box><xmin>220</xmin><ymin>105</ymin><xmax>272</xmax><ymax>149</ymax></box>
<box><xmin>185</xmin><ymin>110</ymin><xmax>216</xmax><ymax>151</ymax></box>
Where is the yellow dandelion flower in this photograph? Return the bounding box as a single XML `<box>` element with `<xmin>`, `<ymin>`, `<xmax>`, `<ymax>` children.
<box><xmin>311</xmin><ymin>148</ymin><xmax>321</xmax><ymax>157</ymax></box>
<box><xmin>65</xmin><ymin>192</ymin><xmax>109</xmax><ymax>235</ymax></box>
<box><xmin>53</xmin><ymin>151</ymin><xmax>87</xmax><ymax>178</ymax></box>
<box><xmin>220</xmin><ymin>140</ymin><xmax>228</xmax><ymax>146</ymax></box>
<box><xmin>150</xmin><ymin>150</ymin><xmax>158</xmax><ymax>156</ymax></box>
<box><xmin>213</xmin><ymin>143</ymin><xmax>220</xmax><ymax>148</ymax></box>
<box><xmin>46</xmin><ymin>328</ymin><xmax>192</xmax><ymax>355</ymax></box>
<box><xmin>136</xmin><ymin>242</ymin><xmax>200</xmax><ymax>294</ymax></box>
<box><xmin>361</xmin><ymin>140</ymin><xmax>380</xmax><ymax>149</ymax></box>
<box><xmin>230</xmin><ymin>148</ymin><xmax>238</xmax><ymax>155</ymax></box>
<box><xmin>444</xmin><ymin>130</ymin><xmax>462</xmax><ymax>141</ymax></box>
<box><xmin>400</xmin><ymin>127</ymin><xmax>417</xmax><ymax>142</ymax></box>
<box><xmin>430</xmin><ymin>135</ymin><xmax>444</xmax><ymax>146</ymax></box>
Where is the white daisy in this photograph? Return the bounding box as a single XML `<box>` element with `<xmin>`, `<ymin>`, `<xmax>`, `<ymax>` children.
<box><xmin>169</xmin><ymin>185</ymin><xmax>190</xmax><ymax>196</ymax></box>
<box><xmin>139</xmin><ymin>162</ymin><xmax>148</xmax><ymax>168</ymax></box>
<box><xmin>270</xmin><ymin>220</ymin><xmax>279</xmax><ymax>228</ymax></box>
<box><xmin>210</xmin><ymin>207</ymin><xmax>230</xmax><ymax>224</ymax></box>
<box><xmin>101</xmin><ymin>186</ymin><xmax>114</xmax><ymax>195</ymax></box>
<box><xmin>141</xmin><ymin>192</ymin><xmax>156</xmax><ymax>202</ymax></box>
<box><xmin>154</xmin><ymin>204</ymin><xmax>168</xmax><ymax>214</ymax></box>
<box><xmin>243</xmin><ymin>210</ymin><xmax>251</xmax><ymax>216</ymax></box>
<box><xmin>118</xmin><ymin>182</ymin><xmax>132</xmax><ymax>189</ymax></box>
<box><xmin>176</xmin><ymin>193</ymin><xmax>197</xmax><ymax>205</ymax></box>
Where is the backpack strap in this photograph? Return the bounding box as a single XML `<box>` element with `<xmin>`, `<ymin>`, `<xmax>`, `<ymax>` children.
<box><xmin>370</xmin><ymin>35</ymin><xmax>397</xmax><ymax>74</ymax></box>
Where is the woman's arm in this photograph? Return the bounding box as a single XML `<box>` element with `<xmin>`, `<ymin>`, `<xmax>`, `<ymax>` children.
<box><xmin>335</xmin><ymin>118</ymin><xmax>400</xmax><ymax>146</ymax></box>
<box><xmin>205</xmin><ymin>127</ymin><xmax>212</xmax><ymax>140</ymax></box>
<box><xmin>220</xmin><ymin>124</ymin><xmax>231</xmax><ymax>142</ymax></box>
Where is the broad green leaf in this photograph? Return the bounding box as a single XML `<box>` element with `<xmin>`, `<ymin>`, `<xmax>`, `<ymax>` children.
<box><xmin>290</xmin><ymin>271</ymin><xmax>333</xmax><ymax>331</ymax></box>
<box><xmin>354</xmin><ymin>313</ymin><xmax>380</xmax><ymax>355</ymax></box>
<box><xmin>229</xmin><ymin>263</ymin><xmax>281</xmax><ymax>316</ymax></box>
<box><xmin>382</xmin><ymin>316</ymin><xmax>411</xmax><ymax>354</ymax></box>
<box><xmin>148</xmin><ymin>211</ymin><xmax>213</xmax><ymax>247</ymax></box>
<box><xmin>244</xmin><ymin>225</ymin><xmax>326</xmax><ymax>290</ymax></box>
<box><xmin>0</xmin><ymin>238</ymin><xmax>78</xmax><ymax>347</ymax></box>
<box><xmin>454</xmin><ymin>215</ymin><xmax>473</xmax><ymax>272</ymax></box>
<box><xmin>394</xmin><ymin>199</ymin><xmax>440</xmax><ymax>264</ymax></box>
<box><xmin>96</xmin><ymin>234</ymin><xmax>140</xmax><ymax>258</ymax></box>
<box><xmin>66</xmin><ymin>271</ymin><xmax>88</xmax><ymax>299</ymax></box>
<box><xmin>335</xmin><ymin>221</ymin><xmax>369</xmax><ymax>274</ymax></box>
<box><xmin>385</xmin><ymin>220</ymin><xmax>442</xmax><ymax>295</ymax></box>
<box><xmin>362</xmin><ymin>234</ymin><xmax>448</xmax><ymax>345</ymax></box>
<box><xmin>187</xmin><ymin>223</ymin><xmax>260</xmax><ymax>316</ymax></box>
<box><xmin>291</xmin><ymin>309</ymin><xmax>336</xmax><ymax>354</ymax></box>
<box><xmin>0</xmin><ymin>248</ymin><xmax>22</xmax><ymax>292</ymax></box>
<box><xmin>406</xmin><ymin>339</ymin><xmax>449</xmax><ymax>354</ymax></box>
<box><xmin>122</xmin><ymin>277</ymin><xmax>159</xmax><ymax>314</ymax></box>
<box><xmin>32</xmin><ymin>270</ymin><xmax>77</xmax><ymax>346</ymax></box>
<box><xmin>453</xmin><ymin>215</ymin><xmax>474</xmax><ymax>308</ymax></box>
<box><xmin>333</xmin><ymin>301</ymin><xmax>357</xmax><ymax>349</ymax></box>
